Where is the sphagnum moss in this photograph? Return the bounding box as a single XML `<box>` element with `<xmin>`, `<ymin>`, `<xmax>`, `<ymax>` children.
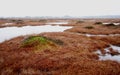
<box><xmin>21</xmin><ymin>36</ymin><xmax>48</xmax><ymax>47</ymax></box>
<box><xmin>21</xmin><ymin>36</ymin><xmax>63</xmax><ymax>52</ymax></box>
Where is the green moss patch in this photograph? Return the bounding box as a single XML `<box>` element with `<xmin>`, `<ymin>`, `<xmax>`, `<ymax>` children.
<box><xmin>21</xmin><ymin>36</ymin><xmax>48</xmax><ymax>47</ymax></box>
<box><xmin>21</xmin><ymin>36</ymin><xmax>64</xmax><ymax>52</ymax></box>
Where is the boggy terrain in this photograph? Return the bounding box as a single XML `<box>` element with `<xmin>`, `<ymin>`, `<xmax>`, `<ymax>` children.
<box><xmin>0</xmin><ymin>18</ymin><xmax>120</xmax><ymax>75</ymax></box>
<box><xmin>0</xmin><ymin>19</ymin><xmax>69</xmax><ymax>28</ymax></box>
<box><xmin>64</xmin><ymin>19</ymin><xmax>120</xmax><ymax>34</ymax></box>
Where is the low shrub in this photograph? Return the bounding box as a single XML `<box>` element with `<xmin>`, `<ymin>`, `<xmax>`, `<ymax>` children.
<box><xmin>49</xmin><ymin>39</ymin><xmax>64</xmax><ymax>45</ymax></box>
<box><xmin>105</xmin><ymin>23</ymin><xmax>115</xmax><ymax>26</ymax></box>
<box><xmin>10</xmin><ymin>19</ymin><xmax>24</xmax><ymax>24</ymax></box>
<box><xmin>11</xmin><ymin>20</ymin><xmax>16</xmax><ymax>22</ymax></box>
<box><xmin>16</xmin><ymin>20</ymin><xmax>24</xmax><ymax>24</ymax></box>
<box><xmin>84</xmin><ymin>26</ymin><xmax>94</xmax><ymax>29</ymax></box>
<box><xmin>39</xmin><ymin>19</ymin><xmax>47</xmax><ymax>22</ymax></box>
<box><xmin>95</xmin><ymin>22</ymin><xmax>102</xmax><ymax>24</ymax></box>
<box><xmin>76</xmin><ymin>20</ymin><xmax>84</xmax><ymax>24</ymax></box>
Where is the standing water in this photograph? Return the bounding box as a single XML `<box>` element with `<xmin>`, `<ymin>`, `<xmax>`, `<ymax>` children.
<box><xmin>94</xmin><ymin>45</ymin><xmax>120</xmax><ymax>62</ymax></box>
<box><xmin>46</xmin><ymin>22</ymin><xmax>68</xmax><ymax>25</ymax></box>
<box><xmin>0</xmin><ymin>25</ymin><xmax>72</xmax><ymax>43</ymax></box>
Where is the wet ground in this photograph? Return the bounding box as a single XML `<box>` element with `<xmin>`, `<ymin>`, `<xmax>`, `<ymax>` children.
<box><xmin>0</xmin><ymin>19</ymin><xmax>120</xmax><ymax>75</ymax></box>
<box><xmin>0</xmin><ymin>24</ymin><xmax>72</xmax><ymax>43</ymax></box>
<box><xmin>94</xmin><ymin>45</ymin><xmax>120</xmax><ymax>62</ymax></box>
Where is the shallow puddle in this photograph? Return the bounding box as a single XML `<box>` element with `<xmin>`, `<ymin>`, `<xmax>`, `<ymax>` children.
<box><xmin>85</xmin><ymin>34</ymin><xmax>120</xmax><ymax>37</ymax></box>
<box><xmin>46</xmin><ymin>22</ymin><xmax>68</xmax><ymax>25</ymax></box>
<box><xmin>94</xmin><ymin>45</ymin><xmax>120</xmax><ymax>62</ymax></box>
<box><xmin>75</xmin><ymin>33</ymin><xmax>120</xmax><ymax>37</ymax></box>
<box><xmin>1</xmin><ymin>23</ymin><xmax>13</xmax><ymax>26</ymax></box>
<box><xmin>102</xmin><ymin>23</ymin><xmax>120</xmax><ymax>26</ymax></box>
<box><xmin>0</xmin><ymin>25</ymin><xmax>72</xmax><ymax>43</ymax></box>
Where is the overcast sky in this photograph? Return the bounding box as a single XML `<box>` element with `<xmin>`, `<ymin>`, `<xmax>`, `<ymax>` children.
<box><xmin>0</xmin><ymin>0</ymin><xmax>120</xmax><ymax>17</ymax></box>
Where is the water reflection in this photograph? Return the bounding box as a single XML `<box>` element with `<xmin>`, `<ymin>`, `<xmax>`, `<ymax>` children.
<box><xmin>0</xmin><ymin>25</ymin><xmax>72</xmax><ymax>43</ymax></box>
<box><xmin>94</xmin><ymin>45</ymin><xmax>120</xmax><ymax>62</ymax></box>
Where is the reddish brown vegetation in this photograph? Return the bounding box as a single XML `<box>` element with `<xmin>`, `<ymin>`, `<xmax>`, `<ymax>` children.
<box><xmin>0</xmin><ymin>19</ymin><xmax>120</xmax><ymax>75</ymax></box>
<box><xmin>0</xmin><ymin>32</ymin><xmax>120</xmax><ymax>75</ymax></box>
<box><xmin>65</xmin><ymin>23</ymin><xmax>120</xmax><ymax>34</ymax></box>
<box><xmin>0</xmin><ymin>19</ymin><xmax>69</xmax><ymax>28</ymax></box>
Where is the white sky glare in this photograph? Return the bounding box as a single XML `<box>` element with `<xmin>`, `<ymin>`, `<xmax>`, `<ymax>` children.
<box><xmin>0</xmin><ymin>0</ymin><xmax>120</xmax><ymax>17</ymax></box>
